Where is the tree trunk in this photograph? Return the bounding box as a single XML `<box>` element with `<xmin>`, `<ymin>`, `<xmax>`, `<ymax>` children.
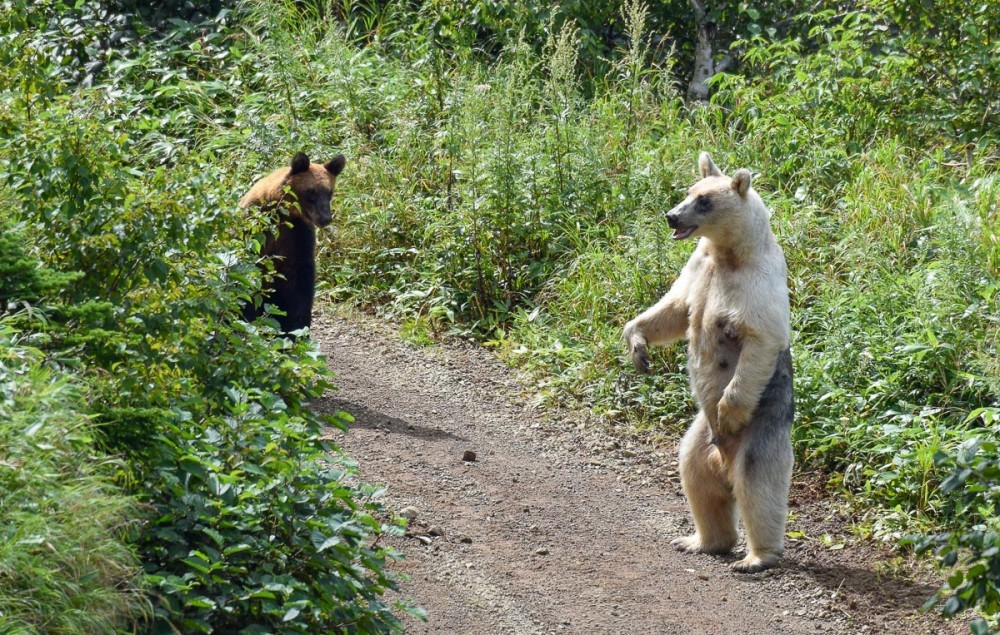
<box><xmin>687</xmin><ymin>0</ymin><xmax>716</xmax><ymax>103</ymax></box>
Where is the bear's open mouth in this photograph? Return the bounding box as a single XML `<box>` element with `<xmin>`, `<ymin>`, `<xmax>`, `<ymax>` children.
<box><xmin>672</xmin><ymin>226</ymin><xmax>697</xmax><ymax>240</ymax></box>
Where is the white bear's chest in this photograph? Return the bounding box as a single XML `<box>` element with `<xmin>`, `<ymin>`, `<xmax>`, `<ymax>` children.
<box><xmin>687</xmin><ymin>263</ymin><xmax>748</xmax><ymax>341</ymax></box>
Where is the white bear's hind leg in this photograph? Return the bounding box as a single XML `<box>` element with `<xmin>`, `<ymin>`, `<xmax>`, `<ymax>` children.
<box><xmin>731</xmin><ymin>432</ymin><xmax>793</xmax><ymax>573</ymax></box>
<box><xmin>672</xmin><ymin>413</ymin><xmax>738</xmax><ymax>554</ymax></box>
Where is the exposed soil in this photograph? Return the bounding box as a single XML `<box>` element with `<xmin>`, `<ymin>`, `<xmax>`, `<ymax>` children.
<box><xmin>313</xmin><ymin>311</ymin><xmax>967</xmax><ymax>635</ymax></box>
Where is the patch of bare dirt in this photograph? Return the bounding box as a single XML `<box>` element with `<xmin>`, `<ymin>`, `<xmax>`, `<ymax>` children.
<box><xmin>313</xmin><ymin>311</ymin><xmax>966</xmax><ymax>635</ymax></box>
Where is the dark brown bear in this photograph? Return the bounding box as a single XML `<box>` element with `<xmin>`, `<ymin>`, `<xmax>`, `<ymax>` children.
<box><xmin>239</xmin><ymin>152</ymin><xmax>346</xmax><ymax>333</ymax></box>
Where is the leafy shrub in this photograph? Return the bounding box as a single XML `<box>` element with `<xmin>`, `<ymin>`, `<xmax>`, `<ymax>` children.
<box><xmin>139</xmin><ymin>355</ymin><xmax>408</xmax><ymax>634</ymax></box>
<box><xmin>907</xmin><ymin>431</ymin><xmax>1000</xmax><ymax>634</ymax></box>
<box><xmin>3</xmin><ymin>140</ymin><xmax>410</xmax><ymax>631</ymax></box>
<box><xmin>0</xmin><ymin>218</ymin><xmax>81</xmax><ymax>308</ymax></box>
<box><xmin>875</xmin><ymin>0</ymin><xmax>999</xmax><ymax>146</ymax></box>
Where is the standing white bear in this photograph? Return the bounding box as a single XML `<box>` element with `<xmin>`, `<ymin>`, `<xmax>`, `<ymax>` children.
<box><xmin>624</xmin><ymin>152</ymin><xmax>794</xmax><ymax>573</ymax></box>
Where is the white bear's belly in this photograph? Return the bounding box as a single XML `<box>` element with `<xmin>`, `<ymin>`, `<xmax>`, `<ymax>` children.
<box><xmin>688</xmin><ymin>315</ymin><xmax>741</xmax><ymax>423</ymax></box>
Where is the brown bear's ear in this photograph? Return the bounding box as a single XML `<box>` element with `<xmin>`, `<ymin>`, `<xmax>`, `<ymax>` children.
<box><xmin>290</xmin><ymin>152</ymin><xmax>310</xmax><ymax>175</ymax></box>
<box><xmin>699</xmin><ymin>152</ymin><xmax>723</xmax><ymax>178</ymax></box>
<box><xmin>325</xmin><ymin>155</ymin><xmax>346</xmax><ymax>177</ymax></box>
<box><xmin>732</xmin><ymin>169</ymin><xmax>753</xmax><ymax>196</ymax></box>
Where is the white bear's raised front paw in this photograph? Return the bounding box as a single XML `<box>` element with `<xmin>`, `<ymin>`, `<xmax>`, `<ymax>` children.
<box><xmin>630</xmin><ymin>343</ymin><xmax>651</xmax><ymax>374</ymax></box>
<box><xmin>717</xmin><ymin>394</ymin><xmax>751</xmax><ymax>435</ymax></box>
<box><xmin>624</xmin><ymin>322</ymin><xmax>652</xmax><ymax>374</ymax></box>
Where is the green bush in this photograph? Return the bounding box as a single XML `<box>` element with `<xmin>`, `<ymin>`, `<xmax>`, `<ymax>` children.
<box><xmin>907</xmin><ymin>432</ymin><xmax>1000</xmax><ymax>634</ymax></box>
<box><xmin>1</xmin><ymin>141</ymin><xmax>410</xmax><ymax>632</ymax></box>
<box><xmin>138</xmin><ymin>350</ymin><xmax>408</xmax><ymax>634</ymax></box>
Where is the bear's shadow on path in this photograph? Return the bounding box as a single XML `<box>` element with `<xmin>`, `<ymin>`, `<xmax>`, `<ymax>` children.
<box><xmin>661</xmin><ymin>508</ymin><xmax>944</xmax><ymax>619</ymax></box>
<box><xmin>777</xmin><ymin>553</ymin><xmax>945</xmax><ymax>615</ymax></box>
<box><xmin>314</xmin><ymin>396</ymin><xmax>469</xmax><ymax>444</ymax></box>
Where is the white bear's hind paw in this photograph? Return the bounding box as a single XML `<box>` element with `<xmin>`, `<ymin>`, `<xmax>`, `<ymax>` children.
<box><xmin>731</xmin><ymin>552</ymin><xmax>781</xmax><ymax>573</ymax></box>
<box><xmin>670</xmin><ymin>535</ymin><xmax>701</xmax><ymax>553</ymax></box>
<box><xmin>670</xmin><ymin>534</ymin><xmax>733</xmax><ymax>555</ymax></box>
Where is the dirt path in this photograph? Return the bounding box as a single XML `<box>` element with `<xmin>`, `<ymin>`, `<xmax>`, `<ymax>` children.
<box><xmin>313</xmin><ymin>311</ymin><xmax>964</xmax><ymax>635</ymax></box>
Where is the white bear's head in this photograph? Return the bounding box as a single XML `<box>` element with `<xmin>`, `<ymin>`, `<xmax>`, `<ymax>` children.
<box><xmin>665</xmin><ymin>153</ymin><xmax>766</xmax><ymax>245</ymax></box>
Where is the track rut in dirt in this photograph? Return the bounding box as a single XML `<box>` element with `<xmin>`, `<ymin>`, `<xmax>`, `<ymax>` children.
<box><xmin>313</xmin><ymin>311</ymin><xmax>963</xmax><ymax>635</ymax></box>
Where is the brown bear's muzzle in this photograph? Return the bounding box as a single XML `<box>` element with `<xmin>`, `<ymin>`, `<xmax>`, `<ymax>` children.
<box><xmin>306</xmin><ymin>197</ymin><xmax>333</xmax><ymax>227</ymax></box>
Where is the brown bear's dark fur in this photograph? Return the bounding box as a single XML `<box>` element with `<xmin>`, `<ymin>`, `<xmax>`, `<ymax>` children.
<box><xmin>240</xmin><ymin>152</ymin><xmax>346</xmax><ymax>333</ymax></box>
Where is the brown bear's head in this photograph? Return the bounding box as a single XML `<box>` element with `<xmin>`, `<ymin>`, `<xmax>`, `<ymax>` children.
<box><xmin>665</xmin><ymin>152</ymin><xmax>760</xmax><ymax>243</ymax></box>
<box><xmin>284</xmin><ymin>152</ymin><xmax>346</xmax><ymax>228</ymax></box>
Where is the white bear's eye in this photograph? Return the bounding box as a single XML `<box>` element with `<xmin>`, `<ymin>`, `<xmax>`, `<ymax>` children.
<box><xmin>695</xmin><ymin>195</ymin><xmax>713</xmax><ymax>214</ymax></box>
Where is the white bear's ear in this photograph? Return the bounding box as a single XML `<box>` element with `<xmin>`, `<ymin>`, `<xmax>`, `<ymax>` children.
<box><xmin>699</xmin><ymin>152</ymin><xmax>723</xmax><ymax>178</ymax></box>
<box><xmin>732</xmin><ymin>169</ymin><xmax>753</xmax><ymax>196</ymax></box>
<box><xmin>290</xmin><ymin>152</ymin><xmax>310</xmax><ymax>175</ymax></box>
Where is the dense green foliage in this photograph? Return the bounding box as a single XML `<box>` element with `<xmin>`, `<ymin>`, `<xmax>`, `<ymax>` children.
<box><xmin>0</xmin><ymin>0</ymin><xmax>997</xmax><ymax>631</ymax></box>
<box><xmin>908</xmin><ymin>438</ymin><xmax>1000</xmax><ymax>634</ymax></box>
